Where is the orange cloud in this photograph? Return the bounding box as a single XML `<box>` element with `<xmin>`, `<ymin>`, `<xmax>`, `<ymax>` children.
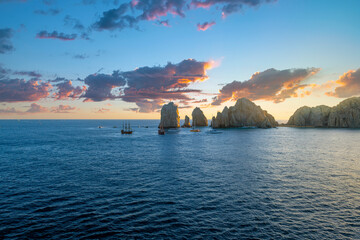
<box><xmin>197</xmin><ymin>21</ymin><xmax>215</xmax><ymax>31</ymax></box>
<box><xmin>0</xmin><ymin>79</ymin><xmax>51</xmax><ymax>102</ymax></box>
<box><xmin>325</xmin><ymin>68</ymin><xmax>360</xmax><ymax>98</ymax></box>
<box><xmin>212</xmin><ymin>68</ymin><xmax>320</xmax><ymax>105</ymax></box>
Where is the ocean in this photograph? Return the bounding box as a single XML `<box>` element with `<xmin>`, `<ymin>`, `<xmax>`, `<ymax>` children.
<box><xmin>0</xmin><ymin>120</ymin><xmax>359</xmax><ymax>239</ymax></box>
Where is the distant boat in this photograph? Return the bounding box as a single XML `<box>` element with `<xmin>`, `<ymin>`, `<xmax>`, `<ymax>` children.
<box><xmin>190</xmin><ymin>119</ymin><xmax>201</xmax><ymax>132</ymax></box>
<box><xmin>98</xmin><ymin>126</ymin><xmax>103</xmax><ymax>129</ymax></box>
<box><xmin>209</xmin><ymin>129</ymin><xmax>222</xmax><ymax>134</ymax></box>
<box><xmin>121</xmin><ymin>121</ymin><xmax>133</xmax><ymax>134</ymax></box>
<box><xmin>158</xmin><ymin>124</ymin><xmax>165</xmax><ymax>135</ymax></box>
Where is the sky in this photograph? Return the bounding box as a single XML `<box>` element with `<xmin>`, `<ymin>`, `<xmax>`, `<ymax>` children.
<box><xmin>0</xmin><ymin>0</ymin><xmax>360</xmax><ymax>121</ymax></box>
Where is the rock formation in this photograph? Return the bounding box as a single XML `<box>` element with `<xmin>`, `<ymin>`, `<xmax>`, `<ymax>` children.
<box><xmin>211</xmin><ymin>98</ymin><xmax>278</xmax><ymax>128</ymax></box>
<box><xmin>287</xmin><ymin>105</ymin><xmax>331</xmax><ymax>127</ymax></box>
<box><xmin>328</xmin><ymin>97</ymin><xmax>360</xmax><ymax>127</ymax></box>
<box><xmin>159</xmin><ymin>102</ymin><xmax>180</xmax><ymax>128</ymax></box>
<box><xmin>287</xmin><ymin>97</ymin><xmax>360</xmax><ymax>128</ymax></box>
<box><xmin>192</xmin><ymin>107</ymin><xmax>208</xmax><ymax>126</ymax></box>
<box><xmin>182</xmin><ymin>115</ymin><xmax>191</xmax><ymax>128</ymax></box>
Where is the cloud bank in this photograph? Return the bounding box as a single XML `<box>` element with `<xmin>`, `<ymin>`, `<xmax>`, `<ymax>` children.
<box><xmin>326</xmin><ymin>68</ymin><xmax>360</xmax><ymax>98</ymax></box>
<box><xmin>0</xmin><ymin>78</ymin><xmax>51</xmax><ymax>102</ymax></box>
<box><xmin>93</xmin><ymin>0</ymin><xmax>276</xmax><ymax>31</ymax></box>
<box><xmin>212</xmin><ymin>68</ymin><xmax>320</xmax><ymax>105</ymax></box>
<box><xmin>120</xmin><ymin>59</ymin><xmax>213</xmax><ymax>112</ymax></box>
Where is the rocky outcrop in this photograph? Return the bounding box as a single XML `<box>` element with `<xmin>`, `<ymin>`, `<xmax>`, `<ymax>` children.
<box><xmin>192</xmin><ymin>107</ymin><xmax>208</xmax><ymax>126</ymax></box>
<box><xmin>287</xmin><ymin>105</ymin><xmax>331</xmax><ymax>127</ymax></box>
<box><xmin>287</xmin><ymin>97</ymin><xmax>360</xmax><ymax>128</ymax></box>
<box><xmin>328</xmin><ymin>97</ymin><xmax>360</xmax><ymax>127</ymax></box>
<box><xmin>159</xmin><ymin>102</ymin><xmax>180</xmax><ymax>128</ymax></box>
<box><xmin>211</xmin><ymin>98</ymin><xmax>278</xmax><ymax>128</ymax></box>
<box><xmin>182</xmin><ymin>115</ymin><xmax>191</xmax><ymax>128</ymax></box>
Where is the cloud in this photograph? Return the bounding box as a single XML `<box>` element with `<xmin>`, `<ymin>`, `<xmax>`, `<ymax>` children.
<box><xmin>134</xmin><ymin>0</ymin><xmax>187</xmax><ymax>21</ymax></box>
<box><xmin>79</xmin><ymin>59</ymin><xmax>214</xmax><ymax>112</ymax></box>
<box><xmin>36</xmin><ymin>31</ymin><xmax>77</xmax><ymax>41</ymax></box>
<box><xmin>34</xmin><ymin>8</ymin><xmax>61</xmax><ymax>15</ymax></box>
<box><xmin>192</xmin><ymin>98</ymin><xmax>207</xmax><ymax>103</ymax></box>
<box><xmin>63</xmin><ymin>15</ymin><xmax>92</xmax><ymax>40</ymax></box>
<box><xmin>53</xmin><ymin>79</ymin><xmax>86</xmax><ymax>100</ymax></box>
<box><xmin>64</xmin><ymin>15</ymin><xmax>86</xmax><ymax>31</ymax></box>
<box><xmin>0</xmin><ymin>78</ymin><xmax>51</xmax><ymax>102</ymax></box>
<box><xmin>94</xmin><ymin>0</ymin><xmax>274</xmax><ymax>31</ymax></box>
<box><xmin>325</xmin><ymin>68</ymin><xmax>360</xmax><ymax>98</ymax></box>
<box><xmin>212</xmin><ymin>68</ymin><xmax>320</xmax><ymax>105</ymax></box>
<box><xmin>158</xmin><ymin>20</ymin><xmax>170</xmax><ymax>27</ymax></box>
<box><xmin>95</xmin><ymin>107</ymin><xmax>110</xmax><ymax>113</ymax></box>
<box><xmin>26</xmin><ymin>103</ymin><xmax>48</xmax><ymax>113</ymax></box>
<box><xmin>0</xmin><ymin>107</ymin><xmax>20</xmax><ymax>113</ymax></box>
<box><xmin>127</xmin><ymin>99</ymin><xmax>162</xmax><ymax>113</ymax></box>
<box><xmin>13</xmin><ymin>71</ymin><xmax>42</xmax><ymax>78</ymax></box>
<box><xmin>0</xmin><ymin>104</ymin><xmax>77</xmax><ymax>114</ymax></box>
<box><xmin>51</xmin><ymin>105</ymin><xmax>77</xmax><ymax>113</ymax></box>
<box><xmin>120</xmin><ymin>58</ymin><xmax>214</xmax><ymax>112</ymax></box>
<box><xmin>0</xmin><ymin>28</ymin><xmax>14</xmax><ymax>54</ymax></box>
<box><xmin>197</xmin><ymin>21</ymin><xmax>215</xmax><ymax>31</ymax></box>
<box><xmin>191</xmin><ymin>0</ymin><xmax>277</xmax><ymax>17</ymax></box>
<box><xmin>93</xmin><ymin>3</ymin><xmax>139</xmax><ymax>31</ymax></box>
<box><xmin>0</xmin><ymin>65</ymin><xmax>42</xmax><ymax>78</ymax></box>
<box><xmin>82</xmin><ymin>70</ymin><xmax>126</xmax><ymax>101</ymax></box>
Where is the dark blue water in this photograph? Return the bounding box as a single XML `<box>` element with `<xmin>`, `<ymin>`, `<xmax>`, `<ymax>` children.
<box><xmin>0</xmin><ymin>120</ymin><xmax>359</xmax><ymax>239</ymax></box>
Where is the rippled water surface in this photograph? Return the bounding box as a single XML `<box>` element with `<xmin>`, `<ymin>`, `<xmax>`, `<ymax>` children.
<box><xmin>0</xmin><ymin>120</ymin><xmax>359</xmax><ymax>239</ymax></box>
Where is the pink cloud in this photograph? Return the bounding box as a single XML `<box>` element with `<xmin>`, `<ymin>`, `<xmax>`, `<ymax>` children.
<box><xmin>197</xmin><ymin>21</ymin><xmax>215</xmax><ymax>31</ymax></box>
<box><xmin>0</xmin><ymin>79</ymin><xmax>51</xmax><ymax>102</ymax></box>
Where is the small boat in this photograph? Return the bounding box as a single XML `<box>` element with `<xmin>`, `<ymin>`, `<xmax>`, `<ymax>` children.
<box><xmin>98</xmin><ymin>126</ymin><xmax>103</xmax><ymax>129</ymax></box>
<box><xmin>209</xmin><ymin>129</ymin><xmax>222</xmax><ymax>134</ymax></box>
<box><xmin>190</xmin><ymin>119</ymin><xmax>201</xmax><ymax>132</ymax></box>
<box><xmin>190</xmin><ymin>129</ymin><xmax>201</xmax><ymax>132</ymax></box>
<box><xmin>121</xmin><ymin>121</ymin><xmax>133</xmax><ymax>134</ymax></box>
<box><xmin>158</xmin><ymin>124</ymin><xmax>165</xmax><ymax>135</ymax></box>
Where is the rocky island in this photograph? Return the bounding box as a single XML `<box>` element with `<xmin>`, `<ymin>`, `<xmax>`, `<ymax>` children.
<box><xmin>182</xmin><ymin>115</ymin><xmax>191</xmax><ymax>128</ymax></box>
<box><xmin>159</xmin><ymin>102</ymin><xmax>180</xmax><ymax>128</ymax></box>
<box><xmin>192</xmin><ymin>107</ymin><xmax>208</xmax><ymax>126</ymax></box>
<box><xmin>287</xmin><ymin>97</ymin><xmax>360</xmax><ymax>128</ymax></box>
<box><xmin>287</xmin><ymin>105</ymin><xmax>331</xmax><ymax>127</ymax></box>
<box><xmin>211</xmin><ymin>98</ymin><xmax>278</xmax><ymax>128</ymax></box>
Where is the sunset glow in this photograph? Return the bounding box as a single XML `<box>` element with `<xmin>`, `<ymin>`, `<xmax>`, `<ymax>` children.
<box><xmin>0</xmin><ymin>0</ymin><xmax>359</xmax><ymax>121</ymax></box>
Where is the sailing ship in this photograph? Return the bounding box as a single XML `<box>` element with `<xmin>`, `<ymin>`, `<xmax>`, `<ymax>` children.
<box><xmin>190</xmin><ymin>119</ymin><xmax>201</xmax><ymax>132</ymax></box>
<box><xmin>121</xmin><ymin>121</ymin><xmax>133</xmax><ymax>134</ymax></box>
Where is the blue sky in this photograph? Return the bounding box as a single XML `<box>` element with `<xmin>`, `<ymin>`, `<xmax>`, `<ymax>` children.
<box><xmin>1</xmin><ymin>0</ymin><xmax>360</xmax><ymax>120</ymax></box>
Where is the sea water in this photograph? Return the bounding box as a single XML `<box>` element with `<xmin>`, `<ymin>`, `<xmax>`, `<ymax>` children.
<box><xmin>0</xmin><ymin>120</ymin><xmax>359</xmax><ymax>239</ymax></box>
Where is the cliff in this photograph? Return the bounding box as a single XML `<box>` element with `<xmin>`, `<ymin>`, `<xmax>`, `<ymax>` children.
<box><xmin>328</xmin><ymin>97</ymin><xmax>360</xmax><ymax>127</ymax></box>
<box><xmin>159</xmin><ymin>102</ymin><xmax>180</xmax><ymax>128</ymax></box>
<box><xmin>211</xmin><ymin>98</ymin><xmax>278</xmax><ymax>128</ymax></box>
<box><xmin>287</xmin><ymin>105</ymin><xmax>331</xmax><ymax>127</ymax></box>
<box><xmin>192</xmin><ymin>107</ymin><xmax>208</xmax><ymax>126</ymax></box>
<box><xmin>287</xmin><ymin>97</ymin><xmax>360</xmax><ymax>128</ymax></box>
